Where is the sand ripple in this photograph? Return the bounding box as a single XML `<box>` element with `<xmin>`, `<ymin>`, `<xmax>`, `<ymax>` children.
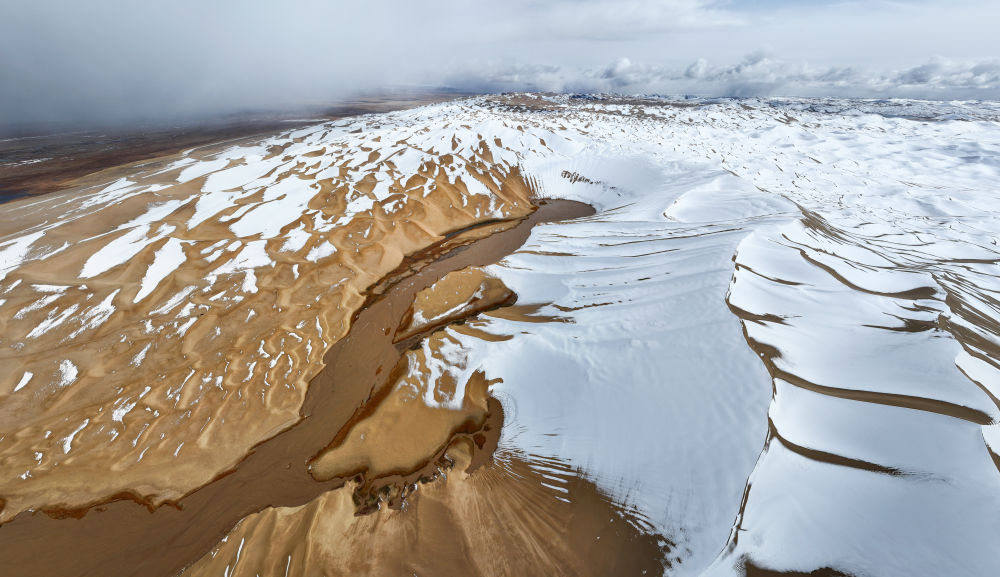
<box><xmin>0</xmin><ymin>109</ymin><xmax>537</xmax><ymax>522</ymax></box>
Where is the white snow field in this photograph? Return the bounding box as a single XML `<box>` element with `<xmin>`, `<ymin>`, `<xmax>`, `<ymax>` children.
<box><xmin>423</xmin><ymin>95</ymin><xmax>1000</xmax><ymax>576</ymax></box>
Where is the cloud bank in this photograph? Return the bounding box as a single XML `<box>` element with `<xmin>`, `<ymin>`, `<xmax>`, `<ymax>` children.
<box><xmin>1</xmin><ymin>0</ymin><xmax>998</xmax><ymax>129</ymax></box>
<box><xmin>449</xmin><ymin>54</ymin><xmax>1000</xmax><ymax>101</ymax></box>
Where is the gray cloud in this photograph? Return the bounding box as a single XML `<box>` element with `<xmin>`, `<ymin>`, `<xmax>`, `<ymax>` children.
<box><xmin>1</xmin><ymin>0</ymin><xmax>997</xmax><ymax>131</ymax></box>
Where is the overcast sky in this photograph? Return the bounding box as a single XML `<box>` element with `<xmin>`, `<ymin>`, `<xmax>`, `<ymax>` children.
<box><xmin>1</xmin><ymin>0</ymin><xmax>997</xmax><ymax>129</ymax></box>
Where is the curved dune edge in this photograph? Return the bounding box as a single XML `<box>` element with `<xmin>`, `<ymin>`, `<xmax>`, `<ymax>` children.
<box><xmin>308</xmin><ymin>266</ymin><xmax>513</xmax><ymax>505</ymax></box>
<box><xmin>187</xmin><ymin>258</ymin><xmax>676</xmax><ymax>577</ymax></box>
<box><xmin>0</xmin><ymin>198</ymin><xmax>596</xmax><ymax>577</ymax></box>
<box><xmin>0</xmin><ymin>115</ymin><xmax>539</xmax><ymax>523</ymax></box>
<box><xmin>186</xmin><ymin>432</ymin><xmax>674</xmax><ymax>577</ymax></box>
<box><xmin>393</xmin><ymin>266</ymin><xmax>515</xmax><ymax>342</ymax></box>
<box><xmin>309</xmin><ymin>337</ymin><xmax>496</xmax><ymax>488</ymax></box>
<box><xmin>307</xmin><ymin>328</ymin><xmax>502</xmax><ymax>511</ymax></box>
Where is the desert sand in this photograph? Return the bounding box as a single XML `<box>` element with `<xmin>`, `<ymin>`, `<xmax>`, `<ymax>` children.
<box><xmin>3</xmin><ymin>93</ymin><xmax>1000</xmax><ymax>577</ymax></box>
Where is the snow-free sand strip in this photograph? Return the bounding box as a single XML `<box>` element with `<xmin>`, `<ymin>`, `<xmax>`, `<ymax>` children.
<box><xmin>0</xmin><ymin>200</ymin><xmax>597</xmax><ymax>577</ymax></box>
<box><xmin>0</xmin><ymin>114</ymin><xmax>538</xmax><ymax>524</ymax></box>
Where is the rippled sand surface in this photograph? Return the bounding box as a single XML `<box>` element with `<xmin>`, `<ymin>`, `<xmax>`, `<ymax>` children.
<box><xmin>0</xmin><ymin>111</ymin><xmax>535</xmax><ymax>521</ymax></box>
<box><xmin>187</xmin><ymin>443</ymin><xmax>669</xmax><ymax>577</ymax></box>
<box><xmin>4</xmin><ymin>94</ymin><xmax>1000</xmax><ymax>577</ymax></box>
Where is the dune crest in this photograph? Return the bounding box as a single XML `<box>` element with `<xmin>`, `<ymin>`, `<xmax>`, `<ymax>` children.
<box><xmin>185</xmin><ymin>443</ymin><xmax>672</xmax><ymax>577</ymax></box>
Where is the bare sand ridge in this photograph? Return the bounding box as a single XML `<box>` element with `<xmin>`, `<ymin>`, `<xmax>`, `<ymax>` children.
<box><xmin>309</xmin><ymin>266</ymin><xmax>514</xmax><ymax>507</ymax></box>
<box><xmin>0</xmin><ymin>198</ymin><xmax>600</xmax><ymax>577</ymax></box>
<box><xmin>309</xmin><ymin>327</ymin><xmax>497</xmax><ymax>487</ymax></box>
<box><xmin>0</xmin><ymin>113</ymin><xmax>537</xmax><ymax>524</ymax></box>
<box><xmin>394</xmin><ymin>266</ymin><xmax>515</xmax><ymax>341</ymax></box>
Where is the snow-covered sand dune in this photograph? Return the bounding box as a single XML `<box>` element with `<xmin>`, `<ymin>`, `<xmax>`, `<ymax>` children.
<box><xmin>497</xmin><ymin>95</ymin><xmax>1000</xmax><ymax>577</ymax></box>
<box><xmin>185</xmin><ymin>95</ymin><xmax>1000</xmax><ymax>576</ymax></box>
<box><xmin>3</xmin><ymin>93</ymin><xmax>1000</xmax><ymax>576</ymax></box>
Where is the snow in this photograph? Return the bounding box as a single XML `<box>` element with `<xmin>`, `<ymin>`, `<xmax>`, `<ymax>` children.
<box><xmin>280</xmin><ymin>225</ymin><xmax>311</xmax><ymax>253</ymax></box>
<box><xmin>305</xmin><ymin>241</ymin><xmax>337</xmax><ymax>262</ymax></box>
<box><xmin>0</xmin><ymin>231</ymin><xmax>45</xmax><ymax>281</ymax></box>
<box><xmin>112</xmin><ymin>399</ymin><xmax>138</xmax><ymax>423</ymax></box>
<box><xmin>134</xmin><ymin>238</ymin><xmax>187</xmax><ymax>302</ymax></box>
<box><xmin>56</xmin><ymin>359</ymin><xmax>78</xmax><ymax>387</ymax></box>
<box><xmin>26</xmin><ymin>303</ymin><xmax>80</xmax><ymax>339</ymax></box>
<box><xmin>61</xmin><ymin>419</ymin><xmax>90</xmax><ymax>454</ymax></box>
<box><xmin>178</xmin><ymin>158</ymin><xmax>229</xmax><ymax>183</ymax></box>
<box><xmin>80</xmin><ymin>199</ymin><xmax>186</xmax><ymax>278</ymax></box>
<box><xmin>149</xmin><ymin>286</ymin><xmax>196</xmax><ymax>316</ymax></box>
<box><xmin>68</xmin><ymin>289</ymin><xmax>120</xmax><ymax>339</ymax></box>
<box><xmin>228</xmin><ymin>186</ymin><xmax>307</xmax><ymax>238</ymax></box>
<box><xmin>12</xmin><ymin>371</ymin><xmax>33</xmax><ymax>393</ymax></box>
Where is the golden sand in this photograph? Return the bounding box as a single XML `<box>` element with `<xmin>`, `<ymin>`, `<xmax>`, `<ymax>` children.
<box><xmin>395</xmin><ymin>266</ymin><xmax>515</xmax><ymax>341</ymax></box>
<box><xmin>0</xmin><ymin>127</ymin><xmax>534</xmax><ymax>523</ymax></box>
<box><xmin>309</xmin><ymin>327</ymin><xmax>496</xmax><ymax>485</ymax></box>
<box><xmin>0</xmin><ymin>200</ymin><xmax>600</xmax><ymax>577</ymax></box>
<box><xmin>186</xmin><ymin>430</ymin><xmax>670</xmax><ymax>577</ymax></box>
<box><xmin>308</xmin><ymin>266</ymin><xmax>512</xmax><ymax>508</ymax></box>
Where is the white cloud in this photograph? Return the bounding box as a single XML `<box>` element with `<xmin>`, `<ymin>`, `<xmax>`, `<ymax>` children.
<box><xmin>0</xmin><ymin>0</ymin><xmax>997</xmax><ymax>129</ymax></box>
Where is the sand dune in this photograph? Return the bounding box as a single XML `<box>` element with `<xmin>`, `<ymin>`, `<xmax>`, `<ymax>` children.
<box><xmin>394</xmin><ymin>266</ymin><xmax>515</xmax><ymax>341</ymax></box>
<box><xmin>185</xmin><ymin>444</ymin><xmax>670</xmax><ymax>577</ymax></box>
<box><xmin>3</xmin><ymin>93</ymin><xmax>1000</xmax><ymax>577</ymax></box>
<box><xmin>0</xmin><ymin>109</ymin><xmax>536</xmax><ymax>522</ymax></box>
